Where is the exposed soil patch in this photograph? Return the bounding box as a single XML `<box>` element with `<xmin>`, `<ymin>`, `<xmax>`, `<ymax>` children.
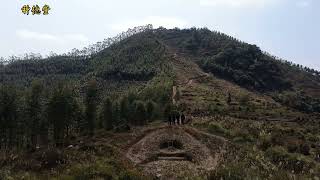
<box><xmin>126</xmin><ymin>126</ymin><xmax>227</xmax><ymax>178</ymax></box>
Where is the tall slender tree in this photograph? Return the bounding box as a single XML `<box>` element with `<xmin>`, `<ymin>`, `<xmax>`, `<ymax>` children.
<box><xmin>85</xmin><ymin>80</ymin><xmax>98</xmax><ymax>136</ymax></box>
<box><xmin>134</xmin><ymin>101</ymin><xmax>147</xmax><ymax>126</ymax></box>
<box><xmin>0</xmin><ymin>85</ymin><xmax>19</xmax><ymax>149</ymax></box>
<box><xmin>120</xmin><ymin>96</ymin><xmax>129</xmax><ymax>122</ymax></box>
<box><xmin>101</xmin><ymin>97</ymin><xmax>113</xmax><ymax>130</ymax></box>
<box><xmin>146</xmin><ymin>100</ymin><xmax>155</xmax><ymax>121</ymax></box>
<box><xmin>25</xmin><ymin>79</ymin><xmax>44</xmax><ymax>149</ymax></box>
<box><xmin>47</xmin><ymin>83</ymin><xmax>75</xmax><ymax>147</ymax></box>
<box><xmin>112</xmin><ymin>101</ymin><xmax>121</xmax><ymax>128</ymax></box>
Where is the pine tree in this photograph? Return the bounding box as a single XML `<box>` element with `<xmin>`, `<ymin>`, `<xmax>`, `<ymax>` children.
<box><xmin>101</xmin><ymin>97</ymin><xmax>113</xmax><ymax>130</ymax></box>
<box><xmin>25</xmin><ymin>79</ymin><xmax>44</xmax><ymax>149</ymax></box>
<box><xmin>112</xmin><ymin>101</ymin><xmax>121</xmax><ymax>128</ymax></box>
<box><xmin>0</xmin><ymin>85</ymin><xmax>19</xmax><ymax>149</ymax></box>
<box><xmin>120</xmin><ymin>96</ymin><xmax>129</xmax><ymax>122</ymax></box>
<box><xmin>85</xmin><ymin>80</ymin><xmax>98</xmax><ymax>136</ymax></box>
<box><xmin>164</xmin><ymin>103</ymin><xmax>173</xmax><ymax>119</ymax></box>
<box><xmin>134</xmin><ymin>101</ymin><xmax>147</xmax><ymax>126</ymax></box>
<box><xmin>47</xmin><ymin>83</ymin><xmax>75</xmax><ymax>147</ymax></box>
<box><xmin>146</xmin><ymin>100</ymin><xmax>155</xmax><ymax>121</ymax></box>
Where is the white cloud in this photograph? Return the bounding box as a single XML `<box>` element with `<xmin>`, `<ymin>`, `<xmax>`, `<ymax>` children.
<box><xmin>64</xmin><ymin>34</ymin><xmax>89</xmax><ymax>42</ymax></box>
<box><xmin>199</xmin><ymin>0</ymin><xmax>277</xmax><ymax>8</ymax></box>
<box><xmin>16</xmin><ymin>29</ymin><xmax>89</xmax><ymax>43</ymax></box>
<box><xmin>111</xmin><ymin>16</ymin><xmax>188</xmax><ymax>32</ymax></box>
<box><xmin>16</xmin><ymin>29</ymin><xmax>59</xmax><ymax>41</ymax></box>
<box><xmin>296</xmin><ymin>0</ymin><xmax>311</xmax><ymax>7</ymax></box>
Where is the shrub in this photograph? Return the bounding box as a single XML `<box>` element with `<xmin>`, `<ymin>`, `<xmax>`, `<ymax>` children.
<box><xmin>285</xmin><ymin>154</ymin><xmax>314</xmax><ymax>174</ymax></box>
<box><xmin>271</xmin><ymin>170</ymin><xmax>292</xmax><ymax>180</ymax></box>
<box><xmin>259</xmin><ymin>135</ymin><xmax>272</xmax><ymax>151</ymax></box>
<box><xmin>266</xmin><ymin>146</ymin><xmax>315</xmax><ymax>174</ymax></box>
<box><xmin>299</xmin><ymin>144</ymin><xmax>311</xmax><ymax>156</ymax></box>
<box><xmin>306</xmin><ymin>133</ymin><xmax>319</xmax><ymax>143</ymax></box>
<box><xmin>0</xmin><ymin>169</ymin><xmax>10</xmax><ymax>180</ymax></box>
<box><xmin>287</xmin><ymin>143</ymin><xmax>299</xmax><ymax>153</ymax></box>
<box><xmin>209</xmin><ymin>164</ymin><xmax>245</xmax><ymax>180</ymax></box>
<box><xmin>208</xmin><ymin>103</ymin><xmax>224</xmax><ymax>114</ymax></box>
<box><xmin>232</xmin><ymin>129</ymin><xmax>255</xmax><ymax>143</ymax></box>
<box><xmin>266</xmin><ymin>146</ymin><xmax>289</xmax><ymax>163</ymax></box>
<box><xmin>118</xmin><ymin>170</ymin><xmax>141</xmax><ymax>180</ymax></box>
<box><xmin>271</xmin><ymin>132</ymin><xmax>285</xmax><ymax>146</ymax></box>
<box><xmin>207</xmin><ymin>123</ymin><xmax>229</xmax><ymax>136</ymax></box>
<box><xmin>68</xmin><ymin>161</ymin><xmax>114</xmax><ymax>179</ymax></box>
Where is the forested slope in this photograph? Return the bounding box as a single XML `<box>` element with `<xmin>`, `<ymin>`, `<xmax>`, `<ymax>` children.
<box><xmin>154</xmin><ymin>28</ymin><xmax>320</xmax><ymax>113</ymax></box>
<box><xmin>1</xmin><ymin>25</ymin><xmax>320</xmax><ymax>179</ymax></box>
<box><xmin>1</xmin><ymin>26</ymin><xmax>320</xmax><ymax>114</ymax></box>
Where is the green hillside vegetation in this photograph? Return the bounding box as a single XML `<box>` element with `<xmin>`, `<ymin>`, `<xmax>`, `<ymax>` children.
<box><xmin>0</xmin><ymin>25</ymin><xmax>319</xmax><ymax>179</ymax></box>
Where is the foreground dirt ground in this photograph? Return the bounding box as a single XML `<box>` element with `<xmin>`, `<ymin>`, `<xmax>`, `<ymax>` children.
<box><xmin>125</xmin><ymin>125</ymin><xmax>227</xmax><ymax>179</ymax></box>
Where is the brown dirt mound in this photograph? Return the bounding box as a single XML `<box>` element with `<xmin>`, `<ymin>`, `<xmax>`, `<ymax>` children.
<box><xmin>126</xmin><ymin>126</ymin><xmax>227</xmax><ymax>178</ymax></box>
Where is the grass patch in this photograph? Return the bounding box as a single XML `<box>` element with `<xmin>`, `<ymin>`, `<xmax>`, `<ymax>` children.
<box><xmin>231</xmin><ymin>129</ymin><xmax>256</xmax><ymax>143</ymax></box>
<box><xmin>266</xmin><ymin>146</ymin><xmax>315</xmax><ymax>174</ymax></box>
<box><xmin>207</xmin><ymin>122</ymin><xmax>230</xmax><ymax>137</ymax></box>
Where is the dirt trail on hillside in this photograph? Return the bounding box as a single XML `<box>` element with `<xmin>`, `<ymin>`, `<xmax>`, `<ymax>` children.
<box><xmin>170</xmin><ymin>51</ymin><xmax>208</xmax><ymax>85</ymax></box>
<box><xmin>124</xmin><ymin>49</ymin><xmax>228</xmax><ymax>178</ymax></box>
<box><xmin>184</xmin><ymin>126</ymin><xmax>228</xmax><ymax>171</ymax></box>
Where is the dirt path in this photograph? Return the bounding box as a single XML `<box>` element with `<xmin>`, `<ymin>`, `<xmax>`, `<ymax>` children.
<box><xmin>183</xmin><ymin>126</ymin><xmax>228</xmax><ymax>171</ymax></box>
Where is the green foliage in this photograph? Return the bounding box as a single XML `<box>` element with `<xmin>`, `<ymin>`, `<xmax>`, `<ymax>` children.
<box><xmin>274</xmin><ymin>91</ymin><xmax>320</xmax><ymax>113</ymax></box>
<box><xmin>156</xmin><ymin>28</ymin><xmax>295</xmax><ymax>92</ymax></box>
<box><xmin>208</xmin><ymin>103</ymin><xmax>225</xmax><ymax>115</ymax></box>
<box><xmin>118</xmin><ymin>171</ymin><xmax>142</xmax><ymax>180</ymax></box>
<box><xmin>163</xmin><ymin>103</ymin><xmax>172</xmax><ymax>116</ymax></box>
<box><xmin>232</xmin><ymin>130</ymin><xmax>255</xmax><ymax>143</ymax></box>
<box><xmin>133</xmin><ymin>101</ymin><xmax>147</xmax><ymax>126</ymax></box>
<box><xmin>62</xmin><ymin>159</ymin><xmax>142</xmax><ymax>180</ymax></box>
<box><xmin>120</xmin><ymin>96</ymin><xmax>129</xmax><ymax>122</ymax></box>
<box><xmin>207</xmin><ymin>123</ymin><xmax>229</xmax><ymax>136</ymax></box>
<box><xmin>239</xmin><ymin>93</ymin><xmax>250</xmax><ymax>106</ymax></box>
<box><xmin>47</xmin><ymin>82</ymin><xmax>77</xmax><ymax>146</ymax></box>
<box><xmin>145</xmin><ymin>100</ymin><xmax>156</xmax><ymax>121</ymax></box>
<box><xmin>0</xmin><ymin>26</ymin><xmax>320</xmax><ymax>179</ymax></box>
<box><xmin>266</xmin><ymin>146</ymin><xmax>315</xmax><ymax>173</ymax></box>
<box><xmin>68</xmin><ymin>161</ymin><xmax>114</xmax><ymax>179</ymax></box>
<box><xmin>100</xmin><ymin>97</ymin><xmax>113</xmax><ymax>130</ymax></box>
<box><xmin>112</xmin><ymin>101</ymin><xmax>121</xmax><ymax>127</ymax></box>
<box><xmin>209</xmin><ymin>162</ymin><xmax>247</xmax><ymax>180</ymax></box>
<box><xmin>0</xmin><ymin>85</ymin><xmax>19</xmax><ymax>149</ymax></box>
<box><xmin>25</xmin><ymin>79</ymin><xmax>45</xmax><ymax>148</ymax></box>
<box><xmin>85</xmin><ymin>79</ymin><xmax>98</xmax><ymax>136</ymax></box>
<box><xmin>259</xmin><ymin>135</ymin><xmax>272</xmax><ymax>151</ymax></box>
<box><xmin>139</xmin><ymin>73</ymin><xmax>173</xmax><ymax>106</ymax></box>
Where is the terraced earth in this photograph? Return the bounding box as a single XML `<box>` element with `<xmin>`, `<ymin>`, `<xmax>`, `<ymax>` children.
<box><xmin>125</xmin><ymin>125</ymin><xmax>227</xmax><ymax>179</ymax></box>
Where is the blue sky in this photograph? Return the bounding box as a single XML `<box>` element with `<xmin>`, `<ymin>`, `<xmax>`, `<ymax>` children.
<box><xmin>0</xmin><ymin>0</ymin><xmax>319</xmax><ymax>70</ymax></box>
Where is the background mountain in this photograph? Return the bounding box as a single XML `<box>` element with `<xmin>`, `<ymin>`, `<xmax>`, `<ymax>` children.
<box><xmin>1</xmin><ymin>25</ymin><xmax>320</xmax><ymax>114</ymax></box>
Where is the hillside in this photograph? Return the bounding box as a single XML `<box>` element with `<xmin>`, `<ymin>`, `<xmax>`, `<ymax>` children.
<box><xmin>2</xmin><ymin>27</ymin><xmax>320</xmax><ymax>112</ymax></box>
<box><xmin>1</xmin><ymin>26</ymin><xmax>320</xmax><ymax>179</ymax></box>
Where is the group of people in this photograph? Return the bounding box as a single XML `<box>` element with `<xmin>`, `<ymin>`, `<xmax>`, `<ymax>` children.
<box><xmin>168</xmin><ymin>113</ymin><xmax>186</xmax><ymax>125</ymax></box>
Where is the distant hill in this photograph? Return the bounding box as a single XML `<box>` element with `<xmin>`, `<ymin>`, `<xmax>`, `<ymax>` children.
<box><xmin>1</xmin><ymin>26</ymin><xmax>320</xmax><ymax>113</ymax></box>
<box><xmin>1</xmin><ymin>25</ymin><xmax>320</xmax><ymax>179</ymax></box>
